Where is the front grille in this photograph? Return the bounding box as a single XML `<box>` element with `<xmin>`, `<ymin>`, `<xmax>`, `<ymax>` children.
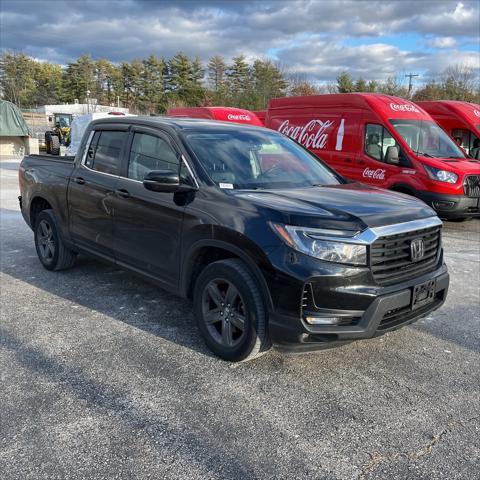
<box><xmin>464</xmin><ymin>175</ymin><xmax>480</xmax><ymax>198</ymax></box>
<box><xmin>370</xmin><ymin>226</ymin><xmax>441</xmax><ymax>286</ymax></box>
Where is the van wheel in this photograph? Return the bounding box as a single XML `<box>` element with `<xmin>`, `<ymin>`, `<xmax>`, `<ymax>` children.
<box><xmin>34</xmin><ymin>209</ymin><xmax>76</xmax><ymax>271</ymax></box>
<box><xmin>194</xmin><ymin>258</ymin><xmax>271</xmax><ymax>362</ymax></box>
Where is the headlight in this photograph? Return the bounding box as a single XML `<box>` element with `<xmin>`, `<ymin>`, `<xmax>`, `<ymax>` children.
<box><xmin>270</xmin><ymin>223</ymin><xmax>367</xmax><ymax>266</ymax></box>
<box><xmin>424</xmin><ymin>165</ymin><xmax>458</xmax><ymax>183</ymax></box>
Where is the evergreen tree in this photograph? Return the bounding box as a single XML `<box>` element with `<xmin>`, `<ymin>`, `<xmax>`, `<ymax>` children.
<box><xmin>34</xmin><ymin>62</ymin><xmax>64</xmax><ymax>105</ymax></box>
<box><xmin>227</xmin><ymin>55</ymin><xmax>251</xmax><ymax>104</ymax></box>
<box><xmin>121</xmin><ymin>59</ymin><xmax>143</xmax><ymax>112</ymax></box>
<box><xmin>250</xmin><ymin>59</ymin><xmax>287</xmax><ymax>109</ymax></box>
<box><xmin>207</xmin><ymin>55</ymin><xmax>227</xmax><ymax>91</ymax></box>
<box><xmin>168</xmin><ymin>52</ymin><xmax>204</xmax><ymax>106</ymax></box>
<box><xmin>141</xmin><ymin>54</ymin><xmax>166</xmax><ymax>112</ymax></box>
<box><xmin>63</xmin><ymin>54</ymin><xmax>96</xmax><ymax>103</ymax></box>
<box><xmin>354</xmin><ymin>78</ymin><xmax>367</xmax><ymax>92</ymax></box>
<box><xmin>336</xmin><ymin>72</ymin><xmax>354</xmax><ymax>93</ymax></box>
<box><xmin>0</xmin><ymin>52</ymin><xmax>37</xmax><ymax>107</ymax></box>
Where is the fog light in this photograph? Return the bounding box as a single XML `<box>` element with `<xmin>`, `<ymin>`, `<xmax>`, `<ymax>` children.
<box><xmin>433</xmin><ymin>200</ymin><xmax>455</xmax><ymax>210</ymax></box>
<box><xmin>304</xmin><ymin>316</ymin><xmax>343</xmax><ymax>325</ymax></box>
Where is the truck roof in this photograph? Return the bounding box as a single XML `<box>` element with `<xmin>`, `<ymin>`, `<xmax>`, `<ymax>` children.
<box><xmin>416</xmin><ymin>100</ymin><xmax>480</xmax><ymax>127</ymax></box>
<box><xmin>167</xmin><ymin>107</ymin><xmax>264</xmax><ymax>126</ymax></box>
<box><xmin>268</xmin><ymin>93</ymin><xmax>433</xmax><ymax>121</ymax></box>
<box><xmin>88</xmin><ymin>115</ymin><xmax>266</xmax><ymax>131</ymax></box>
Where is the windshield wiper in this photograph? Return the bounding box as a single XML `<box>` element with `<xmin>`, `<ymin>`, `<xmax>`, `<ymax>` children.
<box><xmin>417</xmin><ymin>152</ymin><xmax>436</xmax><ymax>158</ymax></box>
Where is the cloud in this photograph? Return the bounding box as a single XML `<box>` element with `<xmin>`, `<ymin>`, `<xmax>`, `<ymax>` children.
<box><xmin>426</xmin><ymin>37</ymin><xmax>458</xmax><ymax>49</ymax></box>
<box><xmin>0</xmin><ymin>0</ymin><xmax>479</xmax><ymax>82</ymax></box>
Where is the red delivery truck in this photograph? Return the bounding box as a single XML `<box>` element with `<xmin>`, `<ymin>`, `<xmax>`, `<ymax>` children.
<box><xmin>167</xmin><ymin>106</ymin><xmax>263</xmax><ymax>126</ymax></box>
<box><xmin>253</xmin><ymin>110</ymin><xmax>266</xmax><ymax>125</ymax></box>
<box><xmin>264</xmin><ymin>94</ymin><xmax>480</xmax><ymax>219</ymax></box>
<box><xmin>415</xmin><ymin>101</ymin><xmax>480</xmax><ymax>159</ymax></box>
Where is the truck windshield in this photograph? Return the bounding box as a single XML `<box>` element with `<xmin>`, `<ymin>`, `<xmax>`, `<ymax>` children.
<box><xmin>184</xmin><ymin>128</ymin><xmax>342</xmax><ymax>189</ymax></box>
<box><xmin>390</xmin><ymin>119</ymin><xmax>465</xmax><ymax>159</ymax></box>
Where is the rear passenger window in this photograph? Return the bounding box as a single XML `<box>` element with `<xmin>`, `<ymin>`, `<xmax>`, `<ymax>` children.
<box><xmin>86</xmin><ymin>131</ymin><xmax>125</xmax><ymax>175</ymax></box>
<box><xmin>128</xmin><ymin>133</ymin><xmax>179</xmax><ymax>181</ymax></box>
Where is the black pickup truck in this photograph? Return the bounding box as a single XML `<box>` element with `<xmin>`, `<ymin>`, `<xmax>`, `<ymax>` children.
<box><xmin>19</xmin><ymin>116</ymin><xmax>449</xmax><ymax>361</ymax></box>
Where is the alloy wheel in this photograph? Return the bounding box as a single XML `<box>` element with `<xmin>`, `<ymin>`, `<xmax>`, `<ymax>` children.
<box><xmin>37</xmin><ymin>219</ymin><xmax>55</xmax><ymax>261</ymax></box>
<box><xmin>202</xmin><ymin>278</ymin><xmax>247</xmax><ymax>347</ymax></box>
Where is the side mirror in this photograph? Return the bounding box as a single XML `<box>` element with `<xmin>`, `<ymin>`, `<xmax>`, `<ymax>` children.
<box><xmin>143</xmin><ymin>170</ymin><xmax>195</xmax><ymax>193</ymax></box>
<box><xmin>385</xmin><ymin>146</ymin><xmax>400</xmax><ymax>165</ymax></box>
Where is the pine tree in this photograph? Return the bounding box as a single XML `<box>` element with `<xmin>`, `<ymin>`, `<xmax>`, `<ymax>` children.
<box><xmin>336</xmin><ymin>72</ymin><xmax>354</xmax><ymax>93</ymax></box>
<box><xmin>354</xmin><ymin>78</ymin><xmax>367</xmax><ymax>92</ymax></box>
<box><xmin>34</xmin><ymin>62</ymin><xmax>64</xmax><ymax>105</ymax></box>
<box><xmin>168</xmin><ymin>52</ymin><xmax>204</xmax><ymax>106</ymax></box>
<box><xmin>227</xmin><ymin>55</ymin><xmax>251</xmax><ymax>103</ymax></box>
<box><xmin>0</xmin><ymin>52</ymin><xmax>37</xmax><ymax>107</ymax></box>
<box><xmin>141</xmin><ymin>54</ymin><xmax>166</xmax><ymax>113</ymax></box>
<box><xmin>207</xmin><ymin>55</ymin><xmax>227</xmax><ymax>91</ymax></box>
<box><xmin>63</xmin><ymin>54</ymin><xmax>96</xmax><ymax>103</ymax></box>
<box><xmin>250</xmin><ymin>59</ymin><xmax>288</xmax><ymax>109</ymax></box>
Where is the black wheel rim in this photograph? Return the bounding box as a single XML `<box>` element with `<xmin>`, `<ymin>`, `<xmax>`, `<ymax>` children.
<box><xmin>202</xmin><ymin>278</ymin><xmax>247</xmax><ymax>347</ymax></box>
<box><xmin>37</xmin><ymin>219</ymin><xmax>55</xmax><ymax>262</ymax></box>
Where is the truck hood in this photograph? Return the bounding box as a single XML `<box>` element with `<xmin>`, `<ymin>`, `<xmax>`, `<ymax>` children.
<box><xmin>421</xmin><ymin>156</ymin><xmax>480</xmax><ymax>174</ymax></box>
<box><xmin>230</xmin><ymin>183</ymin><xmax>437</xmax><ymax>231</ymax></box>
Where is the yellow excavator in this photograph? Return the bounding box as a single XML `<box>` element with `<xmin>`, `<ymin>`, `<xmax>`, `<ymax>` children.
<box><xmin>45</xmin><ymin>113</ymin><xmax>73</xmax><ymax>155</ymax></box>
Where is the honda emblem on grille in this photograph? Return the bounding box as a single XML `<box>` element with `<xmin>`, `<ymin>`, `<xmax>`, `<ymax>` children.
<box><xmin>410</xmin><ymin>238</ymin><xmax>425</xmax><ymax>262</ymax></box>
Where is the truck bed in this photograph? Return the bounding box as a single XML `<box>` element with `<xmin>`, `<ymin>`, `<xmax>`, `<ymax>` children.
<box><xmin>26</xmin><ymin>154</ymin><xmax>75</xmax><ymax>163</ymax></box>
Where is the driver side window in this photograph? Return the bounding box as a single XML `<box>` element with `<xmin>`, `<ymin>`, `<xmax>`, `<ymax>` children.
<box><xmin>365</xmin><ymin>124</ymin><xmax>402</xmax><ymax>164</ymax></box>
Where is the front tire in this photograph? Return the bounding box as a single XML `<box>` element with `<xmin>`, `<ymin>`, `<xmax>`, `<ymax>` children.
<box><xmin>194</xmin><ymin>259</ymin><xmax>271</xmax><ymax>362</ymax></box>
<box><xmin>50</xmin><ymin>135</ymin><xmax>60</xmax><ymax>155</ymax></box>
<box><xmin>34</xmin><ymin>209</ymin><xmax>76</xmax><ymax>271</ymax></box>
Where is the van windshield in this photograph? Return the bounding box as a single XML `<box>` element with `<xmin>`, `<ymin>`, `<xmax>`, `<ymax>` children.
<box><xmin>390</xmin><ymin>119</ymin><xmax>466</xmax><ymax>159</ymax></box>
<box><xmin>184</xmin><ymin>128</ymin><xmax>342</xmax><ymax>190</ymax></box>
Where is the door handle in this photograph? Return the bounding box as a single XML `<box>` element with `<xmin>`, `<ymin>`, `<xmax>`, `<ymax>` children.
<box><xmin>345</xmin><ymin>158</ymin><xmax>352</xmax><ymax>163</ymax></box>
<box><xmin>115</xmin><ymin>188</ymin><xmax>131</xmax><ymax>199</ymax></box>
<box><xmin>73</xmin><ymin>177</ymin><xmax>85</xmax><ymax>185</ymax></box>
<box><xmin>357</xmin><ymin>160</ymin><xmax>366</xmax><ymax>165</ymax></box>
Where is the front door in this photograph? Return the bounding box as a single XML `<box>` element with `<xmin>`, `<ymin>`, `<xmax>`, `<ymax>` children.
<box><xmin>353</xmin><ymin>122</ymin><xmax>403</xmax><ymax>186</ymax></box>
<box><xmin>68</xmin><ymin>129</ymin><xmax>127</xmax><ymax>259</ymax></box>
<box><xmin>112</xmin><ymin>127</ymin><xmax>187</xmax><ymax>287</ymax></box>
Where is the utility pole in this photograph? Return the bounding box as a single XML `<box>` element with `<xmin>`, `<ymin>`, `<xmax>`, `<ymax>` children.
<box><xmin>405</xmin><ymin>73</ymin><xmax>419</xmax><ymax>95</ymax></box>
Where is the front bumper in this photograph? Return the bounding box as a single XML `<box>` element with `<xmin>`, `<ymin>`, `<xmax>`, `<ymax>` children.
<box><xmin>268</xmin><ymin>265</ymin><xmax>449</xmax><ymax>352</ymax></box>
<box><xmin>416</xmin><ymin>191</ymin><xmax>480</xmax><ymax>218</ymax></box>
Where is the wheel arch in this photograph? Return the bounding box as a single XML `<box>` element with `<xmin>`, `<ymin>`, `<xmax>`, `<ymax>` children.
<box><xmin>181</xmin><ymin>239</ymin><xmax>274</xmax><ymax>312</ymax></box>
<box><xmin>389</xmin><ymin>183</ymin><xmax>416</xmax><ymax>196</ymax></box>
<box><xmin>29</xmin><ymin>195</ymin><xmax>54</xmax><ymax>228</ymax></box>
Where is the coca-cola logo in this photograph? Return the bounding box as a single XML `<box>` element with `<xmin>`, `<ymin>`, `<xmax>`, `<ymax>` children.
<box><xmin>278</xmin><ymin>119</ymin><xmax>335</xmax><ymax>149</ymax></box>
<box><xmin>473</xmin><ymin>109</ymin><xmax>480</xmax><ymax>117</ymax></box>
<box><xmin>363</xmin><ymin>168</ymin><xmax>386</xmax><ymax>180</ymax></box>
<box><xmin>227</xmin><ymin>114</ymin><xmax>251</xmax><ymax>121</ymax></box>
<box><xmin>390</xmin><ymin>102</ymin><xmax>420</xmax><ymax>113</ymax></box>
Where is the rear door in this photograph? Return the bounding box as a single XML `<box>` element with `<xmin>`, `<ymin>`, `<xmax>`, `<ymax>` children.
<box><xmin>112</xmin><ymin>126</ymin><xmax>191</xmax><ymax>287</ymax></box>
<box><xmin>68</xmin><ymin>126</ymin><xmax>128</xmax><ymax>259</ymax></box>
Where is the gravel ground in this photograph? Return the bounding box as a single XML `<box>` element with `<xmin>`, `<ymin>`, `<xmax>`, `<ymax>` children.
<box><xmin>1</xmin><ymin>156</ymin><xmax>479</xmax><ymax>479</ymax></box>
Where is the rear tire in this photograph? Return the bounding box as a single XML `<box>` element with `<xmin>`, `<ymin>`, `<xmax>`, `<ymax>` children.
<box><xmin>193</xmin><ymin>258</ymin><xmax>271</xmax><ymax>362</ymax></box>
<box><xmin>34</xmin><ymin>209</ymin><xmax>76</xmax><ymax>271</ymax></box>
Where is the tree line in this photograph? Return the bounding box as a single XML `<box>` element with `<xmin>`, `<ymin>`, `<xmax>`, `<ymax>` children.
<box><xmin>1</xmin><ymin>51</ymin><xmax>478</xmax><ymax>114</ymax></box>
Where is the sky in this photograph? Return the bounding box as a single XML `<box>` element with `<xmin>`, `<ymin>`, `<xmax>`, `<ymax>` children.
<box><xmin>1</xmin><ymin>0</ymin><xmax>479</xmax><ymax>84</ymax></box>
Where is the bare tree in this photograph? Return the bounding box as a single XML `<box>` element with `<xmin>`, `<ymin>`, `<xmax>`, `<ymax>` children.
<box><xmin>441</xmin><ymin>64</ymin><xmax>479</xmax><ymax>101</ymax></box>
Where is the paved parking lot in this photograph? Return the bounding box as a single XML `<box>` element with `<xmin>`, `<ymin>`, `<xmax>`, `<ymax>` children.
<box><xmin>1</xmin><ymin>156</ymin><xmax>479</xmax><ymax>479</ymax></box>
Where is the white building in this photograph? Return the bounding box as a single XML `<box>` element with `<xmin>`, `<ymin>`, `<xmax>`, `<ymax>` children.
<box><xmin>34</xmin><ymin>103</ymin><xmax>129</xmax><ymax>116</ymax></box>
